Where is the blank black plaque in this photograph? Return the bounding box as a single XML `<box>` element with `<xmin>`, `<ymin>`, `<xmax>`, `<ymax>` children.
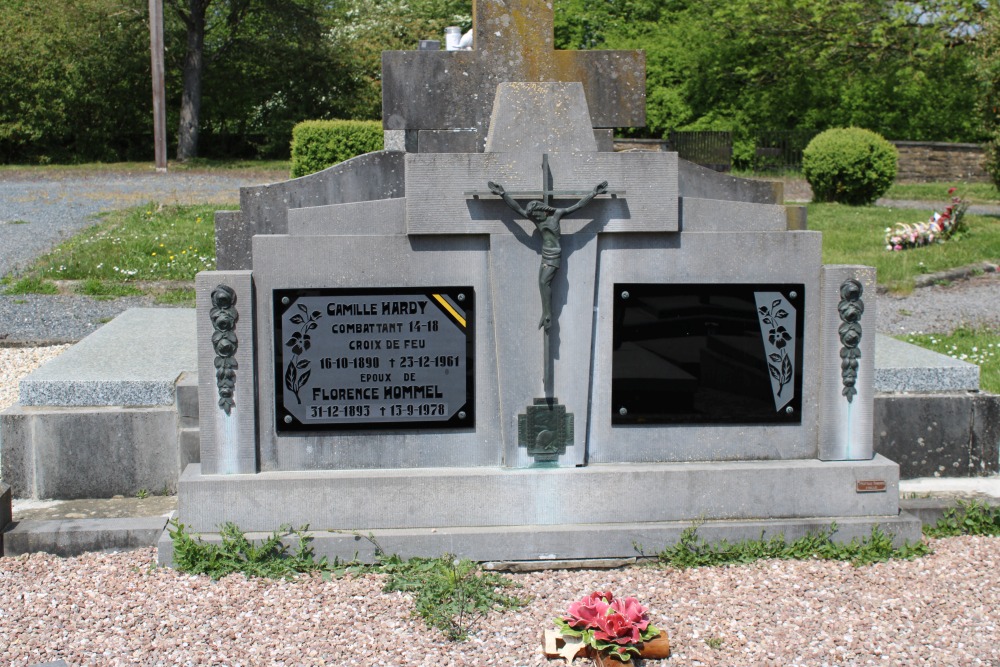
<box><xmin>612</xmin><ymin>283</ymin><xmax>804</xmax><ymax>425</ymax></box>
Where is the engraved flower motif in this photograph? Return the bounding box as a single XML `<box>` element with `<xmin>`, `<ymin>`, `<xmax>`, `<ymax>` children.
<box><xmin>769</xmin><ymin>325</ymin><xmax>792</xmax><ymax>349</ymax></box>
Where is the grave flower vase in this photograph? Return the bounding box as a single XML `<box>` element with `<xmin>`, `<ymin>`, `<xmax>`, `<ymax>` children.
<box><xmin>589</xmin><ymin>634</ymin><xmax>672</xmax><ymax>664</ymax></box>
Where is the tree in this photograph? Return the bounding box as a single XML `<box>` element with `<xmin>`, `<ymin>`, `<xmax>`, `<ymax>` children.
<box><xmin>977</xmin><ymin>1</ymin><xmax>1000</xmax><ymax>185</ymax></box>
<box><xmin>0</xmin><ymin>0</ymin><xmax>151</xmax><ymax>162</ymax></box>
<box><xmin>552</xmin><ymin>0</ymin><xmax>986</xmax><ymax>143</ymax></box>
<box><xmin>328</xmin><ymin>0</ymin><xmax>472</xmax><ymax>120</ymax></box>
<box><xmin>165</xmin><ymin>0</ymin><xmax>350</xmax><ymax>160</ymax></box>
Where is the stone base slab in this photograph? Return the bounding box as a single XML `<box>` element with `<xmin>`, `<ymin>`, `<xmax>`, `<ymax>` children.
<box><xmin>2</xmin><ymin>405</ymin><xmax>181</xmax><ymax>499</ymax></box>
<box><xmin>876</xmin><ymin>392</ymin><xmax>1000</xmax><ymax>478</ymax></box>
<box><xmin>18</xmin><ymin>308</ymin><xmax>196</xmax><ymax>407</ymax></box>
<box><xmin>3</xmin><ymin>517</ymin><xmax>168</xmax><ymax>557</ymax></box>
<box><xmin>178</xmin><ymin>456</ymin><xmax>902</xmax><ymax>536</ymax></box>
<box><xmin>157</xmin><ymin>512</ymin><xmax>922</xmax><ymax>565</ymax></box>
<box><xmin>875</xmin><ymin>335</ymin><xmax>979</xmax><ymax>392</ymax></box>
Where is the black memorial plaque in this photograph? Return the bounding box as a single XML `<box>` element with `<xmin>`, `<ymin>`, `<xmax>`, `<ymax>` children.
<box><xmin>612</xmin><ymin>283</ymin><xmax>804</xmax><ymax>425</ymax></box>
<box><xmin>274</xmin><ymin>287</ymin><xmax>474</xmax><ymax>431</ymax></box>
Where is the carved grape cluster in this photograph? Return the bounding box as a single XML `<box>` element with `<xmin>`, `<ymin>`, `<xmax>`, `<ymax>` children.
<box><xmin>838</xmin><ymin>279</ymin><xmax>865</xmax><ymax>403</ymax></box>
<box><xmin>210</xmin><ymin>285</ymin><xmax>239</xmax><ymax>415</ymax></box>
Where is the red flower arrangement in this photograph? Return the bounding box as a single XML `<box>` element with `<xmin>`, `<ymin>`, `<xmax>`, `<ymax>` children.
<box><xmin>554</xmin><ymin>591</ymin><xmax>661</xmax><ymax>662</ymax></box>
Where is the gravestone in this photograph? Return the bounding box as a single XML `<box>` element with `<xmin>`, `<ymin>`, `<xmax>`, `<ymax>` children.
<box><xmin>164</xmin><ymin>0</ymin><xmax>919</xmax><ymax>564</ymax></box>
<box><xmin>381</xmin><ymin>0</ymin><xmax>645</xmax><ymax>153</ymax></box>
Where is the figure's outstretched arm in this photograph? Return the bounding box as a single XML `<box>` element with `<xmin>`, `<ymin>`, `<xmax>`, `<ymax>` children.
<box><xmin>561</xmin><ymin>181</ymin><xmax>608</xmax><ymax>215</ymax></box>
<box><xmin>488</xmin><ymin>181</ymin><xmax>529</xmax><ymax>217</ymax></box>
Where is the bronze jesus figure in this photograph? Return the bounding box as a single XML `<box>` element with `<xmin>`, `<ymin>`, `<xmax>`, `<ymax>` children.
<box><xmin>487</xmin><ymin>180</ymin><xmax>608</xmax><ymax>331</ymax></box>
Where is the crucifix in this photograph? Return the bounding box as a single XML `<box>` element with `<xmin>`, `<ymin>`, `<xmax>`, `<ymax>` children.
<box><xmin>486</xmin><ymin>155</ymin><xmax>608</xmax><ymax>389</ymax></box>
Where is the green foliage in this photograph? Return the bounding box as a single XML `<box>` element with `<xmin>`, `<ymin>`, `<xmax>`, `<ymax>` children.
<box><xmin>169</xmin><ymin>520</ymin><xmax>330</xmax><ymax>580</ymax></box>
<box><xmin>290</xmin><ymin>120</ymin><xmax>384</xmax><ymax>177</ymax></box>
<box><xmin>654</xmin><ymin>523</ymin><xmax>929</xmax><ymax>569</ymax></box>
<box><xmin>977</xmin><ymin>4</ymin><xmax>1000</xmax><ymax>188</ymax></box>
<box><xmin>554</xmin><ymin>0</ymin><xmax>982</xmax><ymax>143</ymax></box>
<box><xmin>802</xmin><ymin>128</ymin><xmax>898</xmax><ymax>205</ymax></box>
<box><xmin>169</xmin><ymin>0</ymin><xmax>362</xmax><ymax>159</ymax></box>
<box><xmin>3</xmin><ymin>277</ymin><xmax>59</xmax><ymax>295</ymax></box>
<box><xmin>380</xmin><ymin>554</ymin><xmax>528</xmax><ymax>641</ymax></box>
<box><xmin>924</xmin><ymin>500</ymin><xmax>1000</xmax><ymax>538</ymax></box>
<box><xmin>0</xmin><ymin>0</ymin><xmax>153</xmax><ymax>162</ymax></box>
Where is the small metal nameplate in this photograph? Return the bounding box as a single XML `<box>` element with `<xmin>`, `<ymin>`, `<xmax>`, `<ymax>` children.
<box><xmin>274</xmin><ymin>287</ymin><xmax>474</xmax><ymax>431</ymax></box>
<box><xmin>856</xmin><ymin>479</ymin><xmax>887</xmax><ymax>493</ymax></box>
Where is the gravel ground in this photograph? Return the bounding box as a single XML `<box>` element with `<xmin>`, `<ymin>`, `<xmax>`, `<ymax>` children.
<box><xmin>0</xmin><ymin>344</ymin><xmax>69</xmax><ymax>411</ymax></box>
<box><xmin>1</xmin><ymin>537</ymin><xmax>998</xmax><ymax>666</ymax></box>
<box><xmin>0</xmin><ymin>170</ymin><xmax>266</xmax><ymax>278</ymax></box>
<box><xmin>877</xmin><ymin>270</ymin><xmax>1000</xmax><ymax>335</ymax></box>
<box><xmin>0</xmin><ymin>294</ymin><xmax>165</xmax><ymax>345</ymax></box>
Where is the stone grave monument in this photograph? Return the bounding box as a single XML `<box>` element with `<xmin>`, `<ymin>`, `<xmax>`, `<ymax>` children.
<box><xmin>162</xmin><ymin>0</ymin><xmax>919</xmax><ymax>563</ymax></box>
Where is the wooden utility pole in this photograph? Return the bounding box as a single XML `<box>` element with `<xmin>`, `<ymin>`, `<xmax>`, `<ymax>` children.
<box><xmin>149</xmin><ymin>0</ymin><xmax>167</xmax><ymax>172</ymax></box>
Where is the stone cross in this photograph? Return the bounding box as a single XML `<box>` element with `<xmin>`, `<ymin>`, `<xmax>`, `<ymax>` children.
<box><xmin>381</xmin><ymin>0</ymin><xmax>646</xmax><ymax>146</ymax></box>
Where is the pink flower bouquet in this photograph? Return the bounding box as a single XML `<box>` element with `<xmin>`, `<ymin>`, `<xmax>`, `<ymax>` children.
<box><xmin>884</xmin><ymin>188</ymin><xmax>969</xmax><ymax>251</ymax></box>
<box><xmin>555</xmin><ymin>591</ymin><xmax>661</xmax><ymax>662</ymax></box>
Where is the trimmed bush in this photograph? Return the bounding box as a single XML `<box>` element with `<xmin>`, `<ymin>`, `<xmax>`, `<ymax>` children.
<box><xmin>802</xmin><ymin>128</ymin><xmax>898</xmax><ymax>205</ymax></box>
<box><xmin>290</xmin><ymin>120</ymin><xmax>383</xmax><ymax>177</ymax></box>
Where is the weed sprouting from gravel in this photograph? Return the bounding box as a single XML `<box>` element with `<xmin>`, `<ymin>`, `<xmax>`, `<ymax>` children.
<box><xmin>169</xmin><ymin>520</ymin><xmax>331</xmax><ymax>580</ymax></box>
<box><xmin>169</xmin><ymin>522</ymin><xmax>528</xmax><ymax>642</ymax></box>
<box><xmin>924</xmin><ymin>500</ymin><xmax>1000</xmax><ymax>538</ymax></box>
<box><xmin>651</xmin><ymin>523</ymin><xmax>929</xmax><ymax>568</ymax></box>
<box><xmin>3</xmin><ymin>276</ymin><xmax>59</xmax><ymax>295</ymax></box>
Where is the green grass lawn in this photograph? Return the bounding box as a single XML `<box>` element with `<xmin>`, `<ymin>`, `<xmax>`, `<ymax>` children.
<box><xmin>902</xmin><ymin>328</ymin><xmax>1000</xmax><ymax>393</ymax></box>
<box><xmin>2</xmin><ymin>203</ymin><xmax>233</xmax><ymax>305</ymax></box>
<box><xmin>807</xmin><ymin>203</ymin><xmax>1000</xmax><ymax>293</ymax></box>
<box><xmin>884</xmin><ymin>182</ymin><xmax>1000</xmax><ymax>205</ymax></box>
<box><xmin>0</xmin><ymin>158</ymin><xmax>291</xmax><ymax>176</ymax></box>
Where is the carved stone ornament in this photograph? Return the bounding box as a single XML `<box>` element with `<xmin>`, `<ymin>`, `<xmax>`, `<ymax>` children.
<box><xmin>210</xmin><ymin>284</ymin><xmax>239</xmax><ymax>415</ymax></box>
<box><xmin>518</xmin><ymin>397</ymin><xmax>574</xmax><ymax>463</ymax></box>
<box><xmin>837</xmin><ymin>279</ymin><xmax>865</xmax><ymax>403</ymax></box>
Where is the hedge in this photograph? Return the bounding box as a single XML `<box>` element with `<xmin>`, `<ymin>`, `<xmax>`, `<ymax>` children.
<box><xmin>802</xmin><ymin>128</ymin><xmax>898</xmax><ymax>206</ymax></box>
<box><xmin>290</xmin><ymin>120</ymin><xmax>383</xmax><ymax>177</ymax></box>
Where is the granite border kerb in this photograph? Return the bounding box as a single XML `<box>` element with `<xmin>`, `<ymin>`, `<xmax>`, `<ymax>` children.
<box><xmin>874</xmin><ymin>334</ymin><xmax>980</xmax><ymax>393</ymax></box>
<box><xmin>18</xmin><ymin>308</ymin><xmax>197</xmax><ymax>407</ymax></box>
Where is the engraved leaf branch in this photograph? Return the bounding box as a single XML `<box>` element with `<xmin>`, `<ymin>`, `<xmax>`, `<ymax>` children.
<box><xmin>284</xmin><ymin>303</ymin><xmax>321</xmax><ymax>404</ymax></box>
<box><xmin>759</xmin><ymin>299</ymin><xmax>793</xmax><ymax>396</ymax></box>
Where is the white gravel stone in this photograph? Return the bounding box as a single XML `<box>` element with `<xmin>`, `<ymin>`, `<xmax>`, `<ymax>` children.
<box><xmin>0</xmin><ymin>344</ymin><xmax>69</xmax><ymax>411</ymax></box>
<box><xmin>1</xmin><ymin>537</ymin><xmax>998</xmax><ymax>666</ymax></box>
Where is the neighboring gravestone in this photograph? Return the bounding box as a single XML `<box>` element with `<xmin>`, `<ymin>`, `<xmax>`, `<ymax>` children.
<box><xmin>381</xmin><ymin>0</ymin><xmax>645</xmax><ymax>153</ymax></box>
<box><xmin>168</xmin><ymin>0</ymin><xmax>918</xmax><ymax>564</ymax></box>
